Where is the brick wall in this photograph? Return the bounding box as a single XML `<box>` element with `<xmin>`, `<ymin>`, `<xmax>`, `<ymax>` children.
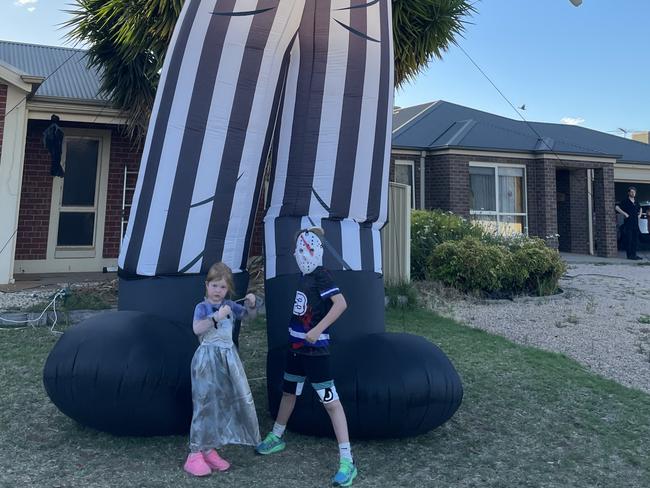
<box><xmin>568</xmin><ymin>170</ymin><xmax>589</xmax><ymax>254</ymax></box>
<box><xmin>15</xmin><ymin>121</ymin><xmax>54</xmax><ymax>260</ymax></box>
<box><xmin>531</xmin><ymin>159</ymin><xmax>558</xmax><ymax>247</ymax></box>
<box><xmin>0</xmin><ymin>84</ymin><xmax>6</xmax><ymax>159</ymax></box>
<box><xmin>593</xmin><ymin>166</ymin><xmax>618</xmax><ymax>257</ymax></box>
<box><xmin>555</xmin><ymin>168</ymin><xmax>590</xmax><ymax>254</ymax></box>
<box><xmin>556</xmin><ymin>169</ymin><xmax>571</xmax><ymax>251</ymax></box>
<box><xmin>103</xmin><ymin>128</ymin><xmax>143</xmax><ymax>258</ymax></box>
<box><xmin>424</xmin><ymin>153</ymin><xmax>471</xmax><ymax>216</ymax></box>
<box><xmin>416</xmin><ymin>151</ymin><xmax>616</xmax><ymax>255</ymax></box>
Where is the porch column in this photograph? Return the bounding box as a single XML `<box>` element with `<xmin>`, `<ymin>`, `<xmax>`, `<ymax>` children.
<box><xmin>535</xmin><ymin>159</ymin><xmax>558</xmax><ymax>249</ymax></box>
<box><xmin>568</xmin><ymin>169</ymin><xmax>590</xmax><ymax>254</ymax></box>
<box><xmin>593</xmin><ymin>166</ymin><xmax>617</xmax><ymax>257</ymax></box>
<box><xmin>0</xmin><ymin>84</ymin><xmax>29</xmax><ymax>284</ymax></box>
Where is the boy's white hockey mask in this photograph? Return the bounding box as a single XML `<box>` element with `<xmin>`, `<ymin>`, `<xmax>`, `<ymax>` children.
<box><xmin>294</xmin><ymin>230</ymin><xmax>323</xmax><ymax>275</ymax></box>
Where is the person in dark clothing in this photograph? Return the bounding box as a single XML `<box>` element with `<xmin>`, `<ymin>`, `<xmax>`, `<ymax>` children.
<box><xmin>42</xmin><ymin>114</ymin><xmax>65</xmax><ymax>177</ymax></box>
<box><xmin>615</xmin><ymin>186</ymin><xmax>643</xmax><ymax>260</ymax></box>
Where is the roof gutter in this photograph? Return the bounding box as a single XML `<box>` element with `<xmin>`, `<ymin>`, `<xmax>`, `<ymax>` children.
<box><xmin>27</xmin><ymin>97</ymin><xmax>127</xmax><ymax>125</ymax></box>
<box><xmin>20</xmin><ymin>74</ymin><xmax>45</xmax><ymax>99</ymax></box>
<box><xmin>425</xmin><ymin>145</ymin><xmax>621</xmax><ymax>162</ymax></box>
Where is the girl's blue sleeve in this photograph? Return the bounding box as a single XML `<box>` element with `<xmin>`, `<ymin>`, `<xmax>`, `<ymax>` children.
<box><xmin>229</xmin><ymin>301</ymin><xmax>247</xmax><ymax>320</ymax></box>
<box><xmin>193</xmin><ymin>302</ymin><xmax>211</xmax><ymax>321</ymax></box>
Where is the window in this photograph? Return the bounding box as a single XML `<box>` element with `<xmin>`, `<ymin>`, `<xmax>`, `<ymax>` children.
<box><xmin>56</xmin><ymin>139</ymin><xmax>100</xmax><ymax>247</ymax></box>
<box><xmin>393</xmin><ymin>160</ymin><xmax>415</xmax><ymax>208</ymax></box>
<box><xmin>469</xmin><ymin>164</ymin><xmax>527</xmax><ymax>235</ymax></box>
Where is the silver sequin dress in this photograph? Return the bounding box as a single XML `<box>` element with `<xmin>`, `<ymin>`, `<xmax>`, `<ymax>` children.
<box><xmin>189</xmin><ymin>302</ymin><xmax>261</xmax><ymax>452</ymax></box>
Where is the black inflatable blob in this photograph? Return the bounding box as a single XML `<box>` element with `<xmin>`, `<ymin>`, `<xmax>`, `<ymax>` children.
<box><xmin>267</xmin><ymin>332</ymin><xmax>464</xmax><ymax>439</ymax></box>
<box><xmin>43</xmin><ymin>311</ymin><xmax>197</xmax><ymax>436</ymax></box>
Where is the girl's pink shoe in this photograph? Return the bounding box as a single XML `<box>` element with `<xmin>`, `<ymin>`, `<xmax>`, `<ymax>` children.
<box><xmin>203</xmin><ymin>449</ymin><xmax>231</xmax><ymax>472</ymax></box>
<box><xmin>183</xmin><ymin>452</ymin><xmax>212</xmax><ymax>476</ymax></box>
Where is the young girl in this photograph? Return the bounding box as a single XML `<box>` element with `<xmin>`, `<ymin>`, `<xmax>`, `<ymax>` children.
<box><xmin>183</xmin><ymin>262</ymin><xmax>261</xmax><ymax>476</ymax></box>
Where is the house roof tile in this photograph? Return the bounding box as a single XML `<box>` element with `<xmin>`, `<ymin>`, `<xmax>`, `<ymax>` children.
<box><xmin>0</xmin><ymin>39</ymin><xmax>106</xmax><ymax>103</ymax></box>
<box><xmin>392</xmin><ymin>100</ymin><xmax>650</xmax><ymax>164</ymax></box>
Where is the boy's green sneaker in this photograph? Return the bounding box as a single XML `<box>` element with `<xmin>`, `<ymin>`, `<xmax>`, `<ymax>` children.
<box><xmin>255</xmin><ymin>432</ymin><xmax>286</xmax><ymax>455</ymax></box>
<box><xmin>332</xmin><ymin>458</ymin><xmax>357</xmax><ymax>487</ymax></box>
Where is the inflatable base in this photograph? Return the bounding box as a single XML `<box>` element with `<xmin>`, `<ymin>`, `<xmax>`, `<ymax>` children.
<box><xmin>43</xmin><ymin>311</ymin><xmax>197</xmax><ymax>436</ymax></box>
<box><xmin>44</xmin><ymin>315</ymin><xmax>464</xmax><ymax>439</ymax></box>
<box><xmin>267</xmin><ymin>332</ymin><xmax>463</xmax><ymax>439</ymax></box>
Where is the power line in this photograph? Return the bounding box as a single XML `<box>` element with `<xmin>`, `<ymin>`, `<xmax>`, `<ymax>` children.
<box><xmin>0</xmin><ymin>230</ymin><xmax>18</xmax><ymax>258</ymax></box>
<box><xmin>456</xmin><ymin>43</ymin><xmax>598</xmax><ymax>199</ymax></box>
<box><xmin>456</xmin><ymin>44</ymin><xmax>556</xmax><ymax>153</ymax></box>
<box><xmin>456</xmin><ymin>42</ymin><xmax>605</xmax><ymax>254</ymax></box>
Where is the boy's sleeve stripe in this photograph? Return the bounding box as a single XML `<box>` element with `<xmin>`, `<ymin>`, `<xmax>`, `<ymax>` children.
<box><xmin>320</xmin><ymin>287</ymin><xmax>340</xmax><ymax>298</ymax></box>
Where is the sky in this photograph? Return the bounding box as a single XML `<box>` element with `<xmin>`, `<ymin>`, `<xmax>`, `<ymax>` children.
<box><xmin>3</xmin><ymin>0</ymin><xmax>650</xmax><ymax>136</ymax></box>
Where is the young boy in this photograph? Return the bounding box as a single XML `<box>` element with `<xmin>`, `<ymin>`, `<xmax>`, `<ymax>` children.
<box><xmin>256</xmin><ymin>228</ymin><xmax>357</xmax><ymax>487</ymax></box>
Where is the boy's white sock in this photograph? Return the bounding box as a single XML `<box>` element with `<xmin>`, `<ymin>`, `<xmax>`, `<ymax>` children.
<box><xmin>272</xmin><ymin>422</ymin><xmax>286</xmax><ymax>438</ymax></box>
<box><xmin>338</xmin><ymin>442</ymin><xmax>353</xmax><ymax>462</ymax></box>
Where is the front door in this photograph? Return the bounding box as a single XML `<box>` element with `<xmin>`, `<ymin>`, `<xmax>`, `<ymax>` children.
<box><xmin>46</xmin><ymin>129</ymin><xmax>110</xmax><ymax>271</ymax></box>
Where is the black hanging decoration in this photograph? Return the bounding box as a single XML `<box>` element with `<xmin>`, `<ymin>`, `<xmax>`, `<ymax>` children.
<box><xmin>42</xmin><ymin>114</ymin><xmax>65</xmax><ymax>178</ymax></box>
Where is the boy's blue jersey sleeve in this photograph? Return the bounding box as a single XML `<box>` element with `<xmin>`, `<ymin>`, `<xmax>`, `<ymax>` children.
<box><xmin>193</xmin><ymin>302</ymin><xmax>211</xmax><ymax>321</ymax></box>
<box><xmin>315</xmin><ymin>269</ymin><xmax>340</xmax><ymax>299</ymax></box>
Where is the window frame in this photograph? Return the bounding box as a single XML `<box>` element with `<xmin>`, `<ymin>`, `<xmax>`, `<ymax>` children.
<box><xmin>469</xmin><ymin>161</ymin><xmax>528</xmax><ymax>235</ymax></box>
<box><xmin>394</xmin><ymin>159</ymin><xmax>416</xmax><ymax>209</ymax></box>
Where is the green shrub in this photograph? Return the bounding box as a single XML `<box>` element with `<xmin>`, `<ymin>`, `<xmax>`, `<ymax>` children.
<box><xmin>428</xmin><ymin>236</ymin><xmax>565</xmax><ymax>297</ymax></box>
<box><xmin>411</xmin><ymin>210</ymin><xmax>485</xmax><ymax>280</ymax></box>
<box><xmin>509</xmin><ymin>238</ymin><xmax>566</xmax><ymax>295</ymax></box>
<box><xmin>428</xmin><ymin>238</ymin><xmax>509</xmax><ymax>293</ymax></box>
<box><xmin>411</xmin><ymin>209</ymin><xmax>566</xmax><ymax>296</ymax></box>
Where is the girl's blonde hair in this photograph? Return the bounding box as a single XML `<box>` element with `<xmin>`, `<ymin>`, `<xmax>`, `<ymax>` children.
<box><xmin>205</xmin><ymin>262</ymin><xmax>235</xmax><ymax>297</ymax></box>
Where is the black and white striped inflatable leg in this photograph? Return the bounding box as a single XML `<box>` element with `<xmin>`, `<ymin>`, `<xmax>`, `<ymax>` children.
<box><xmin>118</xmin><ymin>0</ymin><xmax>304</xmax><ymax>325</ymax></box>
<box><xmin>263</xmin><ymin>0</ymin><xmax>393</xmax><ymax>349</ymax></box>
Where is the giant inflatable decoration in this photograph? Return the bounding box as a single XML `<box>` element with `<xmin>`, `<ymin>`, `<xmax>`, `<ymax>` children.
<box><xmin>44</xmin><ymin>0</ymin><xmax>463</xmax><ymax>438</ymax></box>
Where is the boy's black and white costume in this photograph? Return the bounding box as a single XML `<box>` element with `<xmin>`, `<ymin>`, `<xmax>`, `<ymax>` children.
<box><xmin>284</xmin><ymin>231</ymin><xmax>340</xmax><ymax>403</ymax></box>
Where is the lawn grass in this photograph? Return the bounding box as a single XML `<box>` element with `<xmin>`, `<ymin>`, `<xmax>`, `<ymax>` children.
<box><xmin>1</xmin><ymin>308</ymin><xmax>649</xmax><ymax>487</ymax></box>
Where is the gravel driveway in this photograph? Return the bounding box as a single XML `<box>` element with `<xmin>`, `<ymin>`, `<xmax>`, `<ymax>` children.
<box><xmin>421</xmin><ymin>260</ymin><xmax>650</xmax><ymax>394</ymax></box>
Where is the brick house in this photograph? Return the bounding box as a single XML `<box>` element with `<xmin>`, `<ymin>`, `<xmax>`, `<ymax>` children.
<box><xmin>0</xmin><ymin>40</ymin><xmax>264</xmax><ymax>285</ymax></box>
<box><xmin>0</xmin><ymin>40</ymin><xmax>146</xmax><ymax>284</ymax></box>
<box><xmin>0</xmin><ymin>41</ymin><xmax>141</xmax><ymax>283</ymax></box>
<box><xmin>390</xmin><ymin>101</ymin><xmax>650</xmax><ymax>257</ymax></box>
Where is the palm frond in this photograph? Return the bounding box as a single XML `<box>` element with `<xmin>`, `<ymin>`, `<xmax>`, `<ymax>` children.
<box><xmin>64</xmin><ymin>0</ymin><xmax>182</xmax><ymax>138</ymax></box>
<box><xmin>64</xmin><ymin>0</ymin><xmax>474</xmax><ymax>135</ymax></box>
<box><xmin>393</xmin><ymin>0</ymin><xmax>475</xmax><ymax>87</ymax></box>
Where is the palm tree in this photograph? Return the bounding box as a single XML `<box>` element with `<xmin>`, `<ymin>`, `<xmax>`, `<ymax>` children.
<box><xmin>392</xmin><ymin>0</ymin><xmax>474</xmax><ymax>85</ymax></box>
<box><xmin>65</xmin><ymin>0</ymin><xmax>474</xmax><ymax>134</ymax></box>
